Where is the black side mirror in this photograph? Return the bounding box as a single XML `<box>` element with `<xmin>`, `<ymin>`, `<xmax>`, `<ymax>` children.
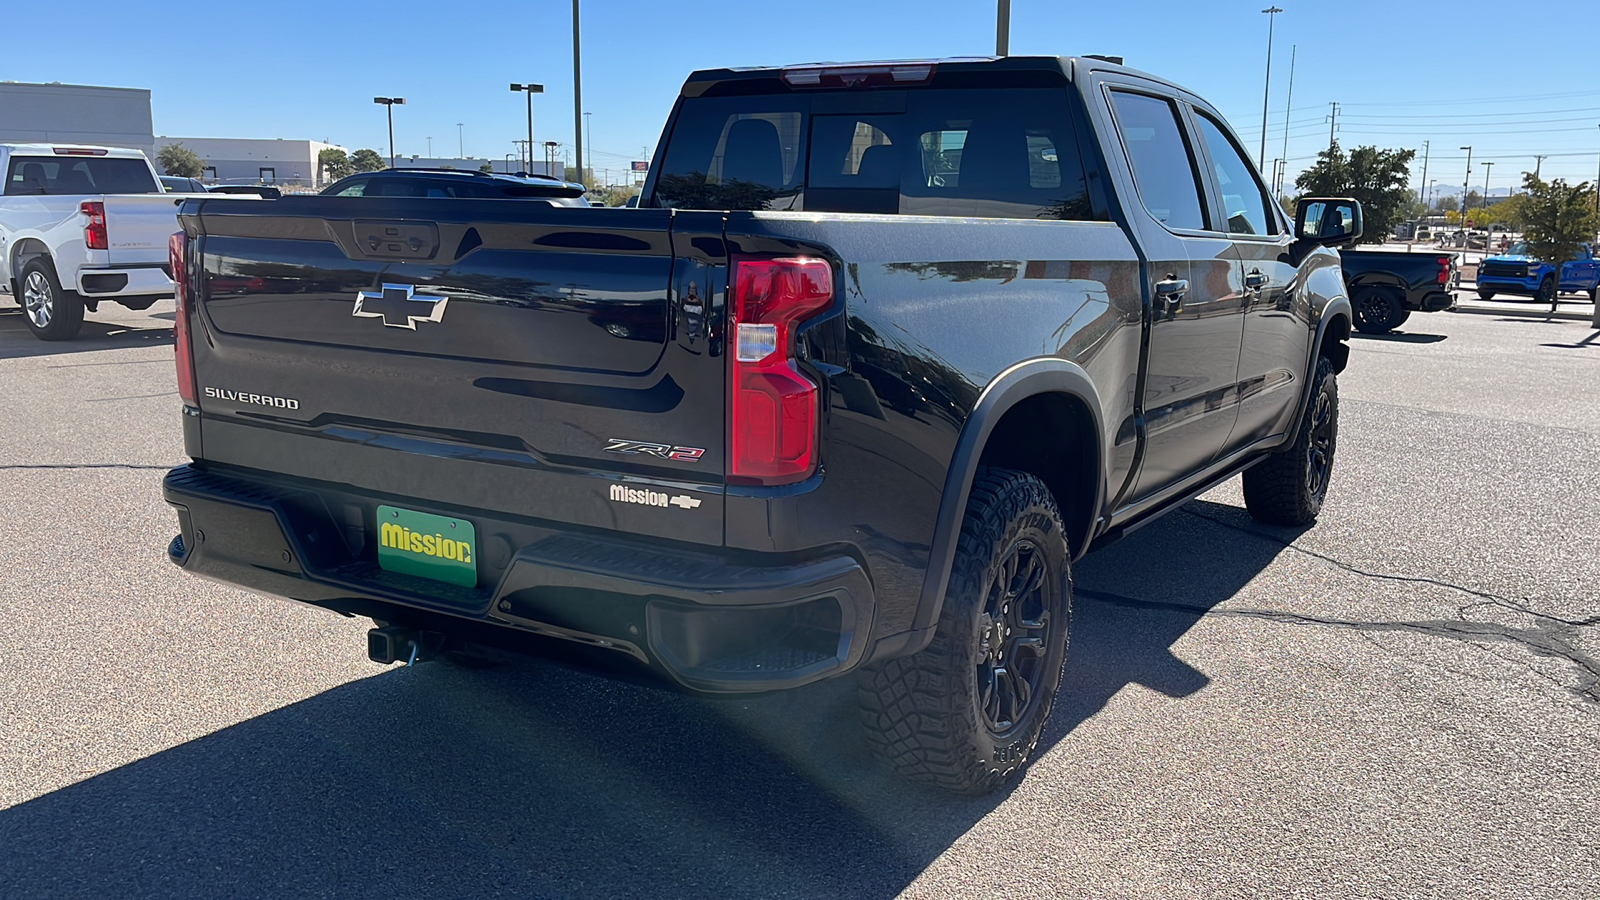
<box><xmin>1294</xmin><ymin>197</ymin><xmax>1364</xmax><ymax>246</ymax></box>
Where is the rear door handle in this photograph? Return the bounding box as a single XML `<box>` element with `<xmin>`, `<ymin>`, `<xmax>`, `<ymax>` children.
<box><xmin>1155</xmin><ymin>277</ymin><xmax>1188</xmax><ymax>313</ymax></box>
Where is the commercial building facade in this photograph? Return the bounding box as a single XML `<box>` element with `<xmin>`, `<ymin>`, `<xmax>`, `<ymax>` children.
<box><xmin>0</xmin><ymin>82</ymin><xmax>155</xmax><ymax>157</ymax></box>
<box><xmin>156</xmin><ymin>137</ymin><xmax>346</xmax><ymax>188</ymax></box>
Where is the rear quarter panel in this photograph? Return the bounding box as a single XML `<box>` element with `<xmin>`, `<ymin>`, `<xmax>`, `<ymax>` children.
<box><xmin>726</xmin><ymin>212</ymin><xmax>1143</xmax><ymax>638</ymax></box>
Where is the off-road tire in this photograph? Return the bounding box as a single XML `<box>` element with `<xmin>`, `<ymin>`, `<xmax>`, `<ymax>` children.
<box><xmin>1535</xmin><ymin>275</ymin><xmax>1556</xmax><ymax>306</ymax></box>
<box><xmin>856</xmin><ymin>467</ymin><xmax>1072</xmax><ymax>795</ymax></box>
<box><xmin>19</xmin><ymin>259</ymin><xmax>84</xmax><ymax>341</ymax></box>
<box><xmin>1352</xmin><ymin>287</ymin><xmax>1403</xmax><ymax>334</ymax></box>
<box><xmin>1243</xmin><ymin>356</ymin><xmax>1338</xmax><ymax>526</ymax></box>
<box><xmin>1391</xmin><ymin>308</ymin><xmax>1411</xmax><ymax>329</ymax></box>
<box><xmin>1478</xmin><ymin>290</ymin><xmax>1495</xmax><ymax>301</ymax></box>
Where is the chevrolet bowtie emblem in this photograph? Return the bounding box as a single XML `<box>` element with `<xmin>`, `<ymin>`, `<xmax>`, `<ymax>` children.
<box><xmin>353</xmin><ymin>283</ymin><xmax>448</xmax><ymax>329</ymax></box>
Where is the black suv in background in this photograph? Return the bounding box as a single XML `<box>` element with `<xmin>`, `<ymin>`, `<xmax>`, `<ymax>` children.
<box><xmin>320</xmin><ymin>168</ymin><xmax>590</xmax><ymax>205</ymax></box>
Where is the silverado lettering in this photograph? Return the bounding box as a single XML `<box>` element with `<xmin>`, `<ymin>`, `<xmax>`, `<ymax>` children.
<box><xmin>164</xmin><ymin>55</ymin><xmax>1360</xmax><ymax>795</ymax></box>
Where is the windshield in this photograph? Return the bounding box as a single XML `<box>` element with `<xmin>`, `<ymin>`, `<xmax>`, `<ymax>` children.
<box><xmin>1504</xmin><ymin>241</ymin><xmax>1530</xmax><ymax>256</ymax></box>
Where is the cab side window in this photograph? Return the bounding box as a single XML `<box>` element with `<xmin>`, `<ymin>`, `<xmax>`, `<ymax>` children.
<box><xmin>1193</xmin><ymin>112</ymin><xmax>1278</xmax><ymax>236</ymax></box>
<box><xmin>1108</xmin><ymin>91</ymin><xmax>1207</xmax><ymax>231</ymax></box>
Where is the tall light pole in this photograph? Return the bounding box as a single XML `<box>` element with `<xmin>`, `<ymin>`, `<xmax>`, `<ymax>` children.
<box><xmin>1460</xmin><ymin>146</ymin><xmax>1473</xmax><ymax>228</ymax></box>
<box><xmin>426</xmin><ymin>136</ymin><xmax>433</xmax><ymax>158</ymax></box>
<box><xmin>373</xmin><ymin>97</ymin><xmax>405</xmax><ymax>168</ymax></box>
<box><xmin>457</xmin><ymin>122</ymin><xmax>464</xmax><ymax>158</ymax></box>
<box><xmin>1279</xmin><ymin>44</ymin><xmax>1295</xmax><ymax>188</ymax></box>
<box><xmin>572</xmin><ymin>0</ymin><xmax>585</xmax><ymax>188</ymax></box>
<box><xmin>996</xmin><ymin>0</ymin><xmax>1010</xmax><ymax>55</ymax></box>
<box><xmin>1417</xmin><ymin>141</ymin><xmax>1429</xmax><ymax>221</ymax></box>
<box><xmin>510</xmin><ymin>83</ymin><xmax>544</xmax><ymax>173</ymax></box>
<box><xmin>1259</xmin><ymin>6</ymin><xmax>1282</xmax><ymax>169</ymax></box>
<box><xmin>1482</xmin><ymin>160</ymin><xmax>1494</xmax><ymax>250</ymax></box>
<box><xmin>1594</xmin><ymin>124</ymin><xmax>1599</xmax><ymax>216</ymax></box>
<box><xmin>584</xmin><ymin>111</ymin><xmax>593</xmax><ymax>184</ymax></box>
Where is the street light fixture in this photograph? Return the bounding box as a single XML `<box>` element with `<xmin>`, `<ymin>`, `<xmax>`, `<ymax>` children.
<box><xmin>1259</xmin><ymin>6</ymin><xmax>1282</xmax><ymax>170</ymax></box>
<box><xmin>373</xmin><ymin>97</ymin><xmax>405</xmax><ymax>168</ymax></box>
<box><xmin>510</xmin><ymin>83</ymin><xmax>545</xmax><ymax>173</ymax></box>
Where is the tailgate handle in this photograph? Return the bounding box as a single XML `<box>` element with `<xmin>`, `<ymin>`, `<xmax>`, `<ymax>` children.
<box><xmin>352</xmin><ymin>220</ymin><xmax>439</xmax><ymax>261</ymax></box>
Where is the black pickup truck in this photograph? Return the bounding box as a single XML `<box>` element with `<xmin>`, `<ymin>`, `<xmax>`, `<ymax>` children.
<box><xmin>163</xmin><ymin>56</ymin><xmax>1360</xmax><ymax>794</ymax></box>
<box><xmin>1338</xmin><ymin>247</ymin><xmax>1458</xmax><ymax>333</ymax></box>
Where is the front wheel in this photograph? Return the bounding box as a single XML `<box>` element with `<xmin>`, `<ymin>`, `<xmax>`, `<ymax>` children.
<box><xmin>857</xmin><ymin>467</ymin><xmax>1072</xmax><ymax>795</ymax></box>
<box><xmin>19</xmin><ymin>259</ymin><xmax>85</xmax><ymax>341</ymax></box>
<box><xmin>1478</xmin><ymin>290</ymin><xmax>1495</xmax><ymax>301</ymax></box>
<box><xmin>1535</xmin><ymin>276</ymin><xmax>1556</xmax><ymax>306</ymax></box>
<box><xmin>1243</xmin><ymin>356</ymin><xmax>1338</xmax><ymax>526</ymax></box>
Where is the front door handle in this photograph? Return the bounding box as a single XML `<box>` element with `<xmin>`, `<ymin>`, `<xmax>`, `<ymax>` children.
<box><xmin>1155</xmin><ymin>277</ymin><xmax>1189</xmax><ymax>314</ymax></box>
<box><xmin>1244</xmin><ymin>269</ymin><xmax>1268</xmax><ymax>291</ymax></box>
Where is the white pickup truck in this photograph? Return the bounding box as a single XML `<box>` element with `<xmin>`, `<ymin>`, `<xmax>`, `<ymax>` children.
<box><xmin>1</xmin><ymin>143</ymin><xmax>207</xmax><ymax>340</ymax></box>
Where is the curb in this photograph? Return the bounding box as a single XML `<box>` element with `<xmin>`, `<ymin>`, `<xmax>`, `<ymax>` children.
<box><xmin>1449</xmin><ymin>304</ymin><xmax>1592</xmax><ymax>322</ymax></box>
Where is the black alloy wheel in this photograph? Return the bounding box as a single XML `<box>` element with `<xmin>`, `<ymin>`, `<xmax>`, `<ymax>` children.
<box><xmin>975</xmin><ymin>537</ymin><xmax>1052</xmax><ymax>734</ymax></box>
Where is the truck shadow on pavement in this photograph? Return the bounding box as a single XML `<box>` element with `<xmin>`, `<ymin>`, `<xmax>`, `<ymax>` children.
<box><xmin>0</xmin><ymin>500</ymin><xmax>1300</xmax><ymax>899</ymax></box>
<box><xmin>1348</xmin><ymin>331</ymin><xmax>1447</xmax><ymax>344</ymax></box>
<box><xmin>0</xmin><ymin>308</ymin><xmax>173</xmax><ymax>360</ymax></box>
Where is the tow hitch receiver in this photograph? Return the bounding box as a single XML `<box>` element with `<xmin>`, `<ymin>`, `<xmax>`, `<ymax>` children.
<box><xmin>367</xmin><ymin>625</ymin><xmax>446</xmax><ymax>666</ymax></box>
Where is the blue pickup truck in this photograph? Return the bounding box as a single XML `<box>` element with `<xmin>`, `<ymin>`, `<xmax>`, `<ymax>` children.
<box><xmin>1477</xmin><ymin>241</ymin><xmax>1600</xmax><ymax>304</ymax></box>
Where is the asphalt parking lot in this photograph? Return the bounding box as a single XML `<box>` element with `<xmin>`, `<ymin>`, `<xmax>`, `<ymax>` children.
<box><xmin>1</xmin><ymin>299</ymin><xmax>1595</xmax><ymax>899</ymax></box>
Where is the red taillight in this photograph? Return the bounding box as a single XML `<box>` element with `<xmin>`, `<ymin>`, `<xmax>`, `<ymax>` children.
<box><xmin>1437</xmin><ymin>257</ymin><xmax>1452</xmax><ymax>285</ymax></box>
<box><xmin>80</xmin><ymin>201</ymin><xmax>107</xmax><ymax>250</ymax></box>
<box><xmin>728</xmin><ymin>257</ymin><xmax>833</xmax><ymax>485</ymax></box>
<box><xmin>169</xmin><ymin>231</ymin><xmax>198</xmax><ymax>406</ymax></box>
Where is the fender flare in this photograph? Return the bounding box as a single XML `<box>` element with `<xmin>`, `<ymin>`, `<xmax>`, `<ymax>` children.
<box><xmin>907</xmin><ymin>358</ymin><xmax>1106</xmax><ymax>639</ymax></box>
<box><xmin>1290</xmin><ymin>295</ymin><xmax>1352</xmax><ymax>427</ymax></box>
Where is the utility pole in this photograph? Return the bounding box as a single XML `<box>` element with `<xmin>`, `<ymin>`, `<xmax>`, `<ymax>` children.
<box><xmin>1279</xmin><ymin>44</ymin><xmax>1295</xmax><ymax>191</ymax></box>
<box><xmin>1417</xmin><ymin>141</ymin><xmax>1429</xmax><ymax>218</ymax></box>
<box><xmin>584</xmin><ymin>111</ymin><xmax>593</xmax><ymax>185</ymax></box>
<box><xmin>1460</xmin><ymin>146</ymin><xmax>1472</xmax><ymax>233</ymax></box>
<box><xmin>1327</xmin><ymin>102</ymin><xmax>1340</xmax><ymax>150</ymax></box>
<box><xmin>426</xmin><ymin>136</ymin><xmax>432</xmax><ymax>157</ymax></box>
<box><xmin>1534</xmin><ymin>154</ymin><xmax>1547</xmax><ymax>181</ymax></box>
<box><xmin>996</xmin><ymin>0</ymin><xmax>1010</xmax><ymax>56</ymax></box>
<box><xmin>1258</xmin><ymin>6</ymin><xmax>1282</xmax><ymax>170</ymax></box>
<box><xmin>512</xmin><ymin>140</ymin><xmax>530</xmax><ymax>172</ymax></box>
<box><xmin>1482</xmin><ymin>160</ymin><xmax>1494</xmax><ymax>251</ymax></box>
<box><xmin>457</xmin><ymin>123</ymin><xmax>464</xmax><ymax>158</ymax></box>
<box><xmin>572</xmin><ymin>0</ymin><xmax>585</xmax><ymax>188</ymax></box>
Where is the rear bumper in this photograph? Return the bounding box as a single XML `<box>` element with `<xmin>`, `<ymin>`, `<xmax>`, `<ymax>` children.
<box><xmin>163</xmin><ymin>464</ymin><xmax>875</xmax><ymax>692</ymax></box>
<box><xmin>1415</xmin><ymin>290</ymin><xmax>1455</xmax><ymax>311</ymax></box>
<box><xmin>76</xmin><ymin>265</ymin><xmax>173</xmax><ymax>297</ymax></box>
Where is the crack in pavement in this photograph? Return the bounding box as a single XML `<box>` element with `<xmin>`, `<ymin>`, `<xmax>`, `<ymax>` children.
<box><xmin>1077</xmin><ymin>508</ymin><xmax>1600</xmax><ymax>704</ymax></box>
<box><xmin>1077</xmin><ymin>588</ymin><xmax>1600</xmax><ymax>703</ymax></box>
<box><xmin>1184</xmin><ymin>508</ymin><xmax>1600</xmax><ymax>628</ymax></box>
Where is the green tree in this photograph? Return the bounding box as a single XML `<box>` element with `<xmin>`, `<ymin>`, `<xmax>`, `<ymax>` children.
<box><xmin>478</xmin><ymin>161</ymin><xmax>494</xmax><ymax>173</ymax></box>
<box><xmin>318</xmin><ymin>148</ymin><xmax>352</xmax><ymax>183</ymax></box>
<box><xmin>157</xmin><ymin>143</ymin><xmax>204</xmax><ymax>178</ymax></box>
<box><xmin>1486</xmin><ymin>193</ymin><xmax>1527</xmax><ymax>229</ymax></box>
<box><xmin>350</xmin><ymin>149</ymin><xmax>386</xmax><ymax>173</ymax></box>
<box><xmin>1519</xmin><ymin>174</ymin><xmax>1599</xmax><ymax>311</ymax></box>
<box><xmin>1294</xmin><ymin>141</ymin><xmax>1417</xmax><ymax>242</ymax></box>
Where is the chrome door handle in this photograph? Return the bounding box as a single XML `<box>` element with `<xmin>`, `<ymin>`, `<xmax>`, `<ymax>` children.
<box><xmin>1155</xmin><ymin>277</ymin><xmax>1188</xmax><ymax>315</ymax></box>
<box><xmin>1244</xmin><ymin>269</ymin><xmax>1268</xmax><ymax>291</ymax></box>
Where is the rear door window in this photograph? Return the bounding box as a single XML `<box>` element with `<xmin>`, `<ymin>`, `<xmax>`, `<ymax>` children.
<box><xmin>1107</xmin><ymin>91</ymin><xmax>1208</xmax><ymax>231</ymax></box>
<box><xmin>650</xmin><ymin>87</ymin><xmax>1098</xmax><ymax>220</ymax></box>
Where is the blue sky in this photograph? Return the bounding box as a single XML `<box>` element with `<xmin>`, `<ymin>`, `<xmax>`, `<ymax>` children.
<box><xmin>8</xmin><ymin>0</ymin><xmax>1600</xmax><ymax>193</ymax></box>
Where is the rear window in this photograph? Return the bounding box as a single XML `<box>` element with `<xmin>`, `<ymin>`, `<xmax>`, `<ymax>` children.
<box><xmin>5</xmin><ymin>156</ymin><xmax>160</xmax><ymax>195</ymax></box>
<box><xmin>650</xmin><ymin>88</ymin><xmax>1099</xmax><ymax>221</ymax></box>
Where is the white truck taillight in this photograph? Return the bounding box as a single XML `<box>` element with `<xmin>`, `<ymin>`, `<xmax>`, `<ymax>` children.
<box><xmin>728</xmin><ymin>257</ymin><xmax>833</xmax><ymax>486</ymax></box>
<box><xmin>80</xmin><ymin>201</ymin><xmax>107</xmax><ymax>250</ymax></box>
<box><xmin>169</xmin><ymin>231</ymin><xmax>198</xmax><ymax>406</ymax></box>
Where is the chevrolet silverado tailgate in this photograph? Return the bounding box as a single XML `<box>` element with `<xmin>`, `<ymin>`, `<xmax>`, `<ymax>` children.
<box><xmin>103</xmin><ymin>194</ymin><xmax>190</xmax><ymax>266</ymax></box>
<box><xmin>181</xmin><ymin>197</ymin><xmax>727</xmax><ymax>546</ymax></box>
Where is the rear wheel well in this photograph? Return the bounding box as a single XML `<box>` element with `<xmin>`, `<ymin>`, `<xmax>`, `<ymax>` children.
<box><xmin>974</xmin><ymin>392</ymin><xmax>1098</xmax><ymax>556</ymax></box>
<box><xmin>1320</xmin><ymin>312</ymin><xmax>1350</xmax><ymax>372</ymax></box>
<box><xmin>10</xmin><ymin>240</ymin><xmax>52</xmax><ymax>292</ymax></box>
